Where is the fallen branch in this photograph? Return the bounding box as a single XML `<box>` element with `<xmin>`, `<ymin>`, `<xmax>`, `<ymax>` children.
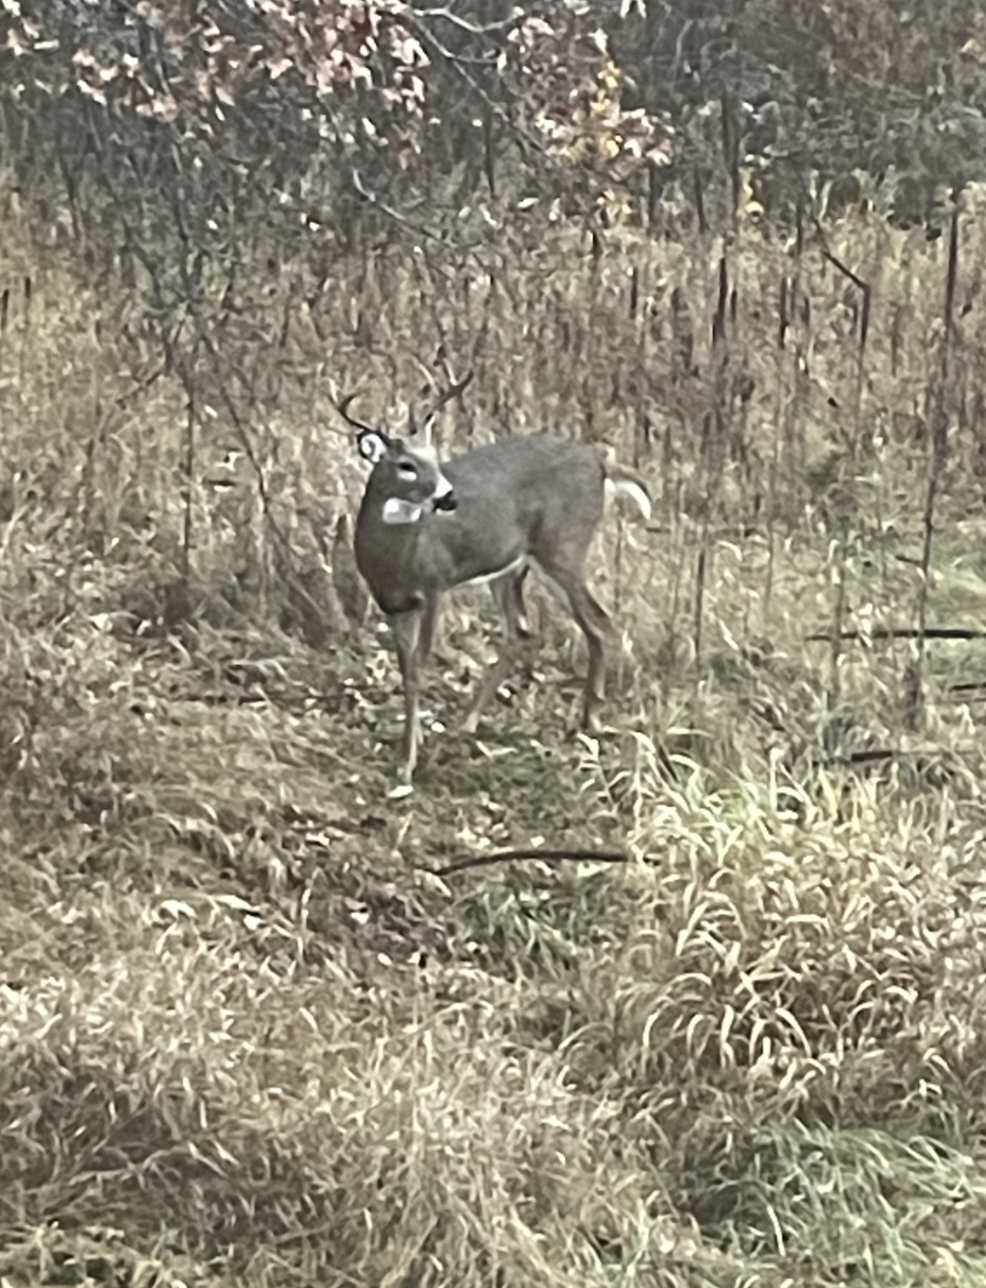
<box><xmin>429</xmin><ymin>847</ymin><xmax>632</xmax><ymax>877</ymax></box>
<box><xmin>806</xmin><ymin>626</ymin><xmax>986</xmax><ymax>643</ymax></box>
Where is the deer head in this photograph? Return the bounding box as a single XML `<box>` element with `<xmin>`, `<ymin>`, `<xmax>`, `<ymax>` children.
<box><xmin>336</xmin><ymin>371</ymin><xmax>474</xmax><ymax>522</ymax></box>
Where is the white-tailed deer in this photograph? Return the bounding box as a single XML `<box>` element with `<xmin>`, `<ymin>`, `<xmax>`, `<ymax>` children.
<box><xmin>338</xmin><ymin>375</ymin><xmax>652</xmax><ymax>787</ymax></box>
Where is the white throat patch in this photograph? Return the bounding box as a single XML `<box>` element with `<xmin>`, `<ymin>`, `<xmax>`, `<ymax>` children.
<box><xmin>382</xmin><ymin>497</ymin><xmax>424</xmax><ymax>525</ymax></box>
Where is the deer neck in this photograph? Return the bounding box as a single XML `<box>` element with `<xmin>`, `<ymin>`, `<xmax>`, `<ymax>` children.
<box><xmin>355</xmin><ymin>484</ymin><xmax>433</xmax><ymax>614</ymax></box>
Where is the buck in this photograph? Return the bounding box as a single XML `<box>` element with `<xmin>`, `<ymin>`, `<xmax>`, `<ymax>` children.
<box><xmin>338</xmin><ymin>374</ymin><xmax>652</xmax><ymax>788</ymax></box>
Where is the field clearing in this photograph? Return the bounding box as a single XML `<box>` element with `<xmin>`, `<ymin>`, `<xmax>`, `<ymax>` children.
<box><xmin>4</xmin><ymin>188</ymin><xmax>986</xmax><ymax>1285</ymax></box>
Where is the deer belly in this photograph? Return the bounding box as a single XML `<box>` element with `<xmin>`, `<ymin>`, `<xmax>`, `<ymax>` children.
<box><xmin>459</xmin><ymin>553</ymin><xmax>527</xmax><ymax>589</ymax></box>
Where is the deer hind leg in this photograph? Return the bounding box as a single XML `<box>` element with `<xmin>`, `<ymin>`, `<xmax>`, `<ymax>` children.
<box><xmin>570</xmin><ymin>584</ymin><xmax>612</xmax><ymax>732</ymax></box>
<box><xmin>536</xmin><ymin>562</ymin><xmax>612</xmax><ymax>732</ymax></box>
<box><xmin>460</xmin><ymin>572</ymin><xmax>525</xmax><ymax>735</ymax></box>
<box><xmin>509</xmin><ymin>566</ymin><xmax>535</xmax><ymax>640</ymax></box>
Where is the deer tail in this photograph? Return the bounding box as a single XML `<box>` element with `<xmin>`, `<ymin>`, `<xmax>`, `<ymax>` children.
<box><xmin>604</xmin><ymin>464</ymin><xmax>652</xmax><ymax>521</ymax></box>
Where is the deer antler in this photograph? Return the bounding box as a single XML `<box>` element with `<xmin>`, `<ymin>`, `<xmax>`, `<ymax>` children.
<box><xmin>336</xmin><ymin>393</ymin><xmax>381</xmax><ymax>437</ymax></box>
<box><xmin>426</xmin><ymin>368</ymin><xmax>474</xmax><ymax>420</ymax></box>
<box><xmin>410</xmin><ymin>368</ymin><xmax>474</xmax><ymax>445</ymax></box>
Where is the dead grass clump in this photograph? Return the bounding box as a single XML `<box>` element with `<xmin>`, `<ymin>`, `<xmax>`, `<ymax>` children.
<box><xmin>500</xmin><ymin>780</ymin><xmax>986</xmax><ymax>1278</ymax></box>
<box><xmin>647</xmin><ymin>1108</ymin><xmax>986</xmax><ymax>1282</ymax></box>
<box><xmin>433</xmin><ymin>861</ymin><xmax>641</xmax><ymax>987</ymax></box>
<box><xmin>0</xmin><ymin>940</ymin><xmax>664</xmax><ymax>1287</ymax></box>
<box><xmin>565</xmin><ymin>786</ymin><xmax>986</xmax><ymax>1114</ymax></box>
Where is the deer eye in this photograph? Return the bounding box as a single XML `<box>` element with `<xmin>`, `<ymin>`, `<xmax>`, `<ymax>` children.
<box><xmin>396</xmin><ymin>461</ymin><xmax>418</xmax><ymax>480</ymax></box>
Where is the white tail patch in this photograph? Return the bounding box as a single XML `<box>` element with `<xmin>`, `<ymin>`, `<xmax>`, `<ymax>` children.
<box><xmin>605</xmin><ymin>476</ymin><xmax>652</xmax><ymax>522</ymax></box>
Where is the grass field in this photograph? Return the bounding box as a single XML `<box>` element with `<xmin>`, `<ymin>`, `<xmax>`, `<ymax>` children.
<box><xmin>4</xmin><ymin>181</ymin><xmax>986</xmax><ymax>1286</ymax></box>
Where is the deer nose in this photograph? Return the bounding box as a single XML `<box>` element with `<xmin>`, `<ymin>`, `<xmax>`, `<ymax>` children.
<box><xmin>432</xmin><ymin>473</ymin><xmax>456</xmax><ymax>511</ymax></box>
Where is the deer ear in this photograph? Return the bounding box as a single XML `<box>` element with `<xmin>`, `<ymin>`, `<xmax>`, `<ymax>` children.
<box><xmin>357</xmin><ymin>429</ymin><xmax>390</xmax><ymax>464</ymax></box>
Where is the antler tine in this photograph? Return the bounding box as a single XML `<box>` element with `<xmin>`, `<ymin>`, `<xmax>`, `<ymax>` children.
<box><xmin>406</xmin><ymin>401</ymin><xmax>420</xmax><ymax>440</ymax></box>
<box><xmin>336</xmin><ymin>392</ymin><xmax>379</xmax><ymax>436</ymax></box>
<box><xmin>414</xmin><ymin>368</ymin><xmax>475</xmax><ymax>444</ymax></box>
<box><xmin>429</xmin><ymin>368</ymin><xmax>474</xmax><ymax>418</ymax></box>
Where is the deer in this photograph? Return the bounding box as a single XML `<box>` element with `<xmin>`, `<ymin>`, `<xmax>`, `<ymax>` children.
<box><xmin>337</xmin><ymin>373</ymin><xmax>652</xmax><ymax>789</ymax></box>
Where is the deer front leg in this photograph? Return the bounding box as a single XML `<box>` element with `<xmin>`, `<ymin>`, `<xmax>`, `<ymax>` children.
<box><xmin>389</xmin><ymin>607</ymin><xmax>425</xmax><ymax>785</ymax></box>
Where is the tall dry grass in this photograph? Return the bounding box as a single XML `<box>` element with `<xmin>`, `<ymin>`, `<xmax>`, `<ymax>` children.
<box><xmin>4</xmin><ymin>171</ymin><xmax>986</xmax><ymax>1285</ymax></box>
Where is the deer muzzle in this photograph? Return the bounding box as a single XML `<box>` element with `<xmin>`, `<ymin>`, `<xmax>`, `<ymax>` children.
<box><xmin>432</xmin><ymin>471</ymin><xmax>457</xmax><ymax>512</ymax></box>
